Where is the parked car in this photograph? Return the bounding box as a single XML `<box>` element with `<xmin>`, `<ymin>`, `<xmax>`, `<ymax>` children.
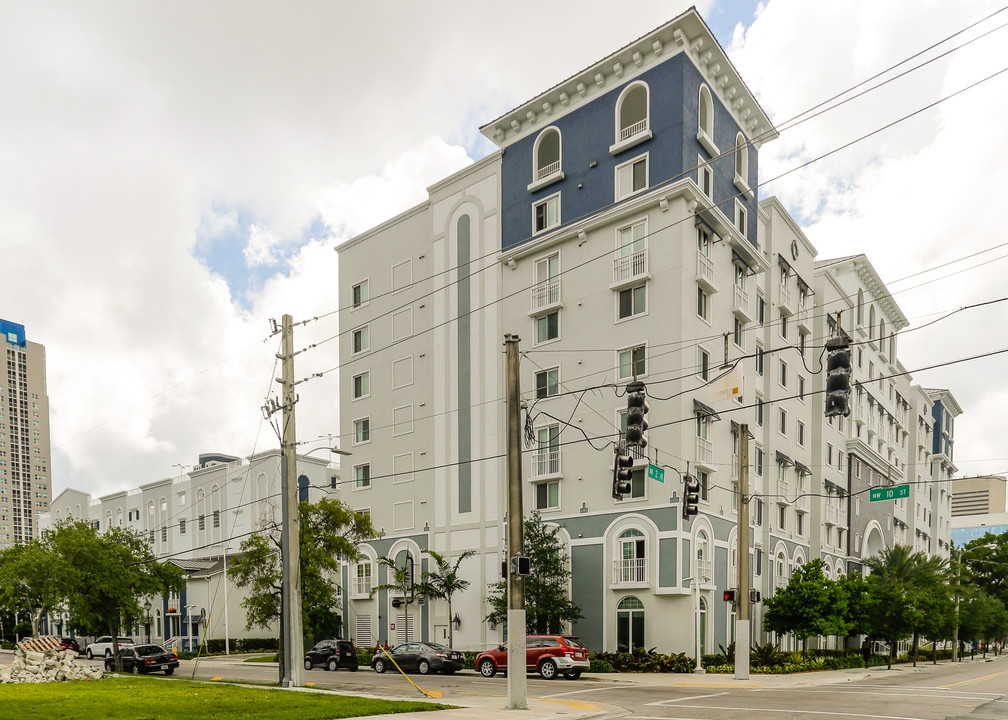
<box><xmin>475</xmin><ymin>635</ymin><xmax>589</xmax><ymax>679</ymax></box>
<box><xmin>85</xmin><ymin>636</ymin><xmax>135</xmax><ymax>660</ymax></box>
<box><xmin>56</xmin><ymin>637</ymin><xmax>80</xmax><ymax>655</ymax></box>
<box><xmin>103</xmin><ymin>643</ymin><xmax>179</xmax><ymax>675</ymax></box>
<box><xmin>303</xmin><ymin>639</ymin><xmax>359</xmax><ymax>672</ymax></box>
<box><xmin>371</xmin><ymin>642</ymin><xmax>465</xmax><ymax>675</ymax></box>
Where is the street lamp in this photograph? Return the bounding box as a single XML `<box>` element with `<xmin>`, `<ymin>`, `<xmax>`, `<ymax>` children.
<box><xmin>144</xmin><ymin>601</ymin><xmax>152</xmax><ymax>644</ymax></box>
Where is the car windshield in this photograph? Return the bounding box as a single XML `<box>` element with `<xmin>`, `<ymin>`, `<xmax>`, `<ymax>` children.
<box><xmin>390</xmin><ymin>644</ymin><xmax>409</xmax><ymax>654</ymax></box>
<box><xmin>134</xmin><ymin>645</ymin><xmax>164</xmax><ymax>657</ymax></box>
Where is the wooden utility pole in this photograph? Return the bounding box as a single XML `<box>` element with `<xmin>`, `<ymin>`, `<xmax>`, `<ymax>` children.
<box><xmin>279</xmin><ymin>314</ymin><xmax>304</xmax><ymax>687</ymax></box>
<box><xmin>504</xmin><ymin>334</ymin><xmax>527</xmax><ymax>709</ymax></box>
<box><xmin>735</xmin><ymin>423</ymin><xmax>751</xmax><ymax>679</ymax></box>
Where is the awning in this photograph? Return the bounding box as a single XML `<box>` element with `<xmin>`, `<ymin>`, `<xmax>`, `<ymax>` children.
<box><xmin>777</xmin><ymin>253</ymin><xmax>812</xmax><ymax>293</ymax></box>
<box><xmin>732</xmin><ymin>249</ymin><xmax>758</xmax><ymax>274</ymax></box>
<box><xmin>730</xmin><ymin>420</ymin><xmax>755</xmax><ymax>439</ymax></box>
<box><xmin>693</xmin><ymin>399</ymin><xmax>721</xmax><ymax>420</ymax></box>
<box><xmin>775</xmin><ymin>450</ymin><xmax>793</xmax><ymax>466</ymax></box>
<box><xmin>795</xmin><ymin>461</ymin><xmax>812</xmax><ymax>476</ymax></box>
<box><xmin>824</xmin><ymin>479</ymin><xmax>845</xmax><ymax>494</ymax></box>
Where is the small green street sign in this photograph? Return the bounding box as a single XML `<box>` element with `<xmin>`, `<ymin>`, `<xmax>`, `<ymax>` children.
<box><xmin>869</xmin><ymin>484</ymin><xmax>910</xmax><ymax>502</ymax></box>
<box><xmin>647</xmin><ymin>464</ymin><xmax>665</xmax><ymax>483</ymax></box>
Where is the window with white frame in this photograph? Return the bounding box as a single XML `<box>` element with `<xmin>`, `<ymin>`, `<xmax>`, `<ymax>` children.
<box><xmin>697</xmin><ymin>346</ymin><xmax>710</xmax><ymax>381</ymax></box>
<box><xmin>735</xmin><ymin>200</ymin><xmax>747</xmax><ymax>235</ymax></box>
<box><xmin>778</xmin><ymin>408</ymin><xmax>787</xmax><ymax>436</ymax></box>
<box><xmin>698</xmin><ymin>157</ymin><xmax>712</xmax><ymax>198</ymax></box>
<box><xmin>697</xmin><ymin>286</ymin><xmax>710</xmax><ymax>322</ymax></box>
<box><xmin>352</xmin><ymin>280</ymin><xmax>369</xmax><ymax>309</ymax></box>
<box><xmin>616</xmin><ymin>154</ymin><xmax>648</xmax><ymax>200</ymax></box>
<box><xmin>353</xmin><ymin>371</ymin><xmax>370</xmax><ymax>400</ymax></box>
<box><xmin>618</xmin><ymin>528</ymin><xmax>647</xmax><ymax>582</ymax></box>
<box><xmin>533</xmin><ymin>127</ymin><xmax>561</xmax><ymax>181</ymax></box>
<box><xmin>353</xmin><ymin>418</ymin><xmax>370</xmax><ymax>445</ymax></box>
<box><xmin>535</xmin><ymin>480</ymin><xmax>559</xmax><ymax>510</ymax></box>
<box><xmin>616</xmin><ymin>82</ymin><xmax>649</xmax><ymax>144</ymax></box>
<box><xmin>354</xmin><ymin>464</ymin><xmax>370</xmax><ymax>490</ymax></box>
<box><xmin>735</xmin><ymin>133</ymin><xmax>748</xmax><ymax>184</ymax></box>
<box><xmin>535</xmin><ymin>367</ymin><xmax>559</xmax><ymax>398</ymax></box>
<box><xmin>779</xmin><ymin>360</ymin><xmax>788</xmax><ymax>388</ymax></box>
<box><xmin>533</xmin><ymin>193</ymin><xmax>560</xmax><ymax>234</ymax></box>
<box><xmin>354</xmin><ymin>561</ymin><xmax>372</xmax><ymax>596</ymax></box>
<box><xmin>698</xmin><ymin>85</ymin><xmax>714</xmax><ymax>141</ymax></box>
<box><xmin>756</xmin><ymin>394</ymin><xmax>764</xmax><ymax>427</ymax></box>
<box><xmin>733</xmin><ymin>317</ymin><xmax>743</xmax><ymax>347</ymax></box>
<box><xmin>618</xmin><ymin>284</ymin><xmax>646</xmax><ymax>320</ymax></box>
<box><xmin>758</xmin><ymin>294</ymin><xmax>766</xmax><ymax>325</ymax></box>
<box><xmin>352</xmin><ymin>325</ymin><xmax>370</xmax><ymax>355</ymax></box>
<box><xmin>535</xmin><ymin>311</ymin><xmax>559</xmax><ymax>344</ymax></box>
<box><xmin>616</xmin><ymin>219</ymin><xmax>647</xmax><ymax>280</ymax></box>
<box><xmin>797</xmin><ymin>420</ymin><xmax>806</xmax><ymax>447</ymax></box>
<box><xmin>618</xmin><ymin>345</ymin><xmax>646</xmax><ymax>381</ymax></box>
<box><xmin>780</xmin><ymin>310</ymin><xmax>788</xmax><ymax>339</ymax></box>
<box><xmin>798</xmin><ymin>375</ymin><xmax>805</xmax><ymax>401</ymax></box>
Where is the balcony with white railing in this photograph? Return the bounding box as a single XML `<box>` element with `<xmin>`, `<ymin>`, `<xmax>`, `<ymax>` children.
<box><xmin>612</xmin><ymin>558</ymin><xmax>648</xmax><ymax>585</ymax></box>
<box><xmin>354</xmin><ymin>575</ymin><xmax>372</xmax><ymax>597</ymax></box>
<box><xmin>531</xmin><ymin>450</ymin><xmax>561</xmax><ymax>480</ymax></box>
<box><xmin>796</xmin><ymin>493</ymin><xmax>809</xmax><ymax>512</ymax></box>
<box><xmin>695</xmin><ymin>559</ymin><xmax>713</xmax><ymax>585</ymax></box>
<box><xmin>733</xmin><ymin>285</ymin><xmax>753</xmax><ymax>322</ymax></box>
<box><xmin>776</xmin><ymin>479</ymin><xmax>791</xmax><ymax>504</ymax></box>
<box><xmin>537</xmin><ymin>160</ymin><xmax>560</xmax><ymax>180</ymax></box>
<box><xmin>696</xmin><ymin>252</ymin><xmax>716</xmax><ymax>292</ymax></box>
<box><xmin>696</xmin><ymin>437</ymin><xmax>713</xmax><ymax>467</ymax></box>
<box><xmin>530</xmin><ymin>278</ymin><xmax>560</xmax><ymax>314</ymax></box>
<box><xmin>612</xmin><ymin>248</ymin><xmax>648</xmax><ymax>287</ymax></box>
<box><xmin>825</xmin><ymin>503</ymin><xmax>841</xmax><ymax>526</ymax></box>
<box><xmin>779</xmin><ymin>283</ymin><xmax>794</xmax><ymax>315</ymax></box>
<box><xmin>621</xmin><ymin>118</ymin><xmax>649</xmax><ymax>143</ymax></box>
<box><xmin>797</xmin><ymin>303</ymin><xmax>812</xmax><ymax>332</ymax></box>
<box><xmin>855</xmin><ymin>401</ymin><xmax>867</xmax><ymax>426</ymax></box>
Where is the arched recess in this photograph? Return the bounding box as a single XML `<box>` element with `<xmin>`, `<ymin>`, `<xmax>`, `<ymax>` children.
<box><xmin>616</xmin><ymin>596</ymin><xmax>645</xmax><ymax>652</ymax></box>
<box><xmin>604</xmin><ymin>512</ymin><xmax>658</xmax><ymax>587</ymax></box>
<box><xmin>615</xmin><ymin>81</ymin><xmax>650</xmax><ymax>143</ymax></box>
<box><xmin>863</xmin><ymin>520</ymin><xmax>886</xmax><ymax>561</ymax></box>
<box><xmin>698</xmin><ymin>84</ymin><xmax>714</xmax><ymax>138</ymax></box>
<box><xmin>533</xmin><ymin>126</ymin><xmax>562</xmax><ymax>181</ymax></box>
<box><xmin>734</xmin><ymin>133</ymin><xmax>748</xmax><ymax>181</ymax></box>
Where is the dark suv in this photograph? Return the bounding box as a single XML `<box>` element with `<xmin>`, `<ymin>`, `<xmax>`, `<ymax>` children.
<box><xmin>304</xmin><ymin>639</ymin><xmax>359</xmax><ymax>671</ymax></box>
<box><xmin>475</xmin><ymin>635</ymin><xmax>589</xmax><ymax>679</ymax></box>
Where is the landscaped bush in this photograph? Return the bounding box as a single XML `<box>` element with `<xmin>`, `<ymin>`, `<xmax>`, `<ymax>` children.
<box><xmin>588</xmin><ymin>648</ymin><xmax>692</xmax><ymax>673</ymax></box>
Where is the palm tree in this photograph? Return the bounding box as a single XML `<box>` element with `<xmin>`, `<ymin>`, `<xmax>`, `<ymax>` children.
<box><xmin>419</xmin><ymin>549</ymin><xmax>476</xmax><ymax>649</ymax></box>
<box><xmin>369</xmin><ymin>553</ymin><xmax>418</xmax><ymax>645</ymax></box>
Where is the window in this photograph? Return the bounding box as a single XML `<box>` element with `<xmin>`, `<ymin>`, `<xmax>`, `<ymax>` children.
<box><xmin>616</xmin><ymin>155</ymin><xmax>648</xmax><ymax>200</ymax></box>
<box><xmin>798</xmin><ymin>375</ymin><xmax>805</xmax><ymax>401</ymax></box>
<box><xmin>161</xmin><ymin>527</ymin><xmax>167</xmax><ymax>543</ymax></box>
<box><xmin>697</xmin><ymin>286</ymin><xmax>709</xmax><ymax>322</ymax></box>
<box><xmin>535</xmin><ymin>311</ymin><xmax>559</xmax><ymax>344</ymax></box>
<box><xmin>213</xmin><ymin>510</ymin><xmax>220</xmax><ymax>529</ymax></box>
<box><xmin>536</xmin><ymin>425</ymin><xmax>560</xmax><ymax>477</ymax></box>
<box><xmin>756</xmin><ymin>394</ymin><xmax>764</xmax><ymax>426</ymax></box>
<box><xmin>778</xmin><ymin>408</ymin><xmax>787</xmax><ymax>436</ymax></box>
<box><xmin>756</xmin><ymin>447</ymin><xmax>764</xmax><ymax>477</ymax></box>
<box><xmin>698</xmin><ymin>158</ymin><xmax>712</xmax><ymax>198</ymax></box>
<box><xmin>535</xmin><ymin>480</ymin><xmax>559</xmax><ymax>510</ymax></box>
<box><xmin>618</xmin><ymin>284</ymin><xmax>646</xmax><ymax>320</ymax></box>
<box><xmin>533</xmin><ymin>253</ymin><xmax>559</xmax><ymax>307</ymax></box>
<box><xmin>352</xmin><ymin>326</ymin><xmax>369</xmax><ymax>355</ymax></box>
<box><xmin>533</xmin><ymin>193</ymin><xmax>560</xmax><ymax>234</ymax></box>
<box><xmin>779</xmin><ymin>310</ymin><xmax>788</xmax><ymax>340</ymax></box>
<box><xmin>618</xmin><ymin>529</ymin><xmax>647</xmax><ymax>583</ymax></box>
<box><xmin>735</xmin><ymin>200</ymin><xmax>747</xmax><ymax>235</ymax></box>
<box><xmin>697</xmin><ymin>346</ymin><xmax>710</xmax><ymax>381</ymax></box>
<box><xmin>354</xmin><ymin>464</ymin><xmax>371</xmax><ymax>489</ymax></box>
<box><xmin>352</xmin><ymin>280</ymin><xmax>369</xmax><ymax>309</ymax></box>
<box><xmin>755</xmin><ymin>344</ymin><xmax>764</xmax><ymax>376</ymax></box>
<box><xmin>778</xmin><ymin>506</ymin><xmax>787</xmax><ymax>532</ymax></box>
<box><xmin>797</xmin><ymin>420</ymin><xmax>806</xmax><ymax>447</ymax></box>
<box><xmin>533</xmin><ymin>127</ymin><xmax>561</xmax><ymax>181</ymax></box>
<box><xmin>618</xmin><ymin>345</ymin><xmax>646</xmax><ymax>380</ymax></box>
<box><xmin>535</xmin><ymin>368</ymin><xmax>559</xmax><ymax>398</ymax></box>
<box><xmin>735</xmin><ymin>133</ymin><xmax>748</xmax><ymax>184</ymax></box>
<box><xmin>697</xmin><ymin>226</ymin><xmax>711</xmax><ymax>257</ymax></box>
<box><xmin>733</xmin><ymin>317</ymin><xmax>743</xmax><ymax>347</ymax></box>
<box><xmin>758</xmin><ymin>294</ymin><xmax>766</xmax><ymax>325</ymax></box>
<box><xmin>616</xmin><ymin>82</ymin><xmax>649</xmax><ymax>144</ymax></box>
<box><xmin>779</xmin><ymin>360</ymin><xmax>788</xmax><ymax>388</ymax></box>
<box><xmin>827</xmin><ymin>444</ymin><xmax>834</xmax><ymax>466</ymax></box>
<box><xmin>616</xmin><ymin>597</ymin><xmax>645</xmax><ymax>653</ymax></box>
<box><xmin>353</xmin><ymin>418</ymin><xmax>370</xmax><ymax>444</ymax></box>
<box><xmin>179</xmin><ymin>519</ymin><xmax>186</xmax><ymax>535</ymax></box>
<box><xmin>354</xmin><ymin>562</ymin><xmax>373</xmax><ymax>595</ymax></box>
<box><xmin>198</xmin><ymin>514</ymin><xmax>205</xmax><ymax>531</ymax></box>
<box><xmin>698</xmin><ymin>85</ymin><xmax>714</xmax><ymax>142</ymax></box>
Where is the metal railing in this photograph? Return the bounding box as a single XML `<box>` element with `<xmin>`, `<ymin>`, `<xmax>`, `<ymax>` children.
<box><xmin>530</xmin><ymin>278</ymin><xmax>560</xmax><ymax>312</ymax></box>
<box><xmin>779</xmin><ymin>283</ymin><xmax>793</xmax><ymax>312</ymax></box>
<box><xmin>537</xmin><ymin>160</ymin><xmax>560</xmax><ymax>179</ymax></box>
<box><xmin>353</xmin><ymin>575</ymin><xmax>372</xmax><ymax>596</ymax></box>
<box><xmin>776</xmin><ymin>479</ymin><xmax>791</xmax><ymax>503</ymax></box>
<box><xmin>695</xmin><ymin>559</ymin><xmax>713</xmax><ymax>584</ymax></box>
<box><xmin>696</xmin><ymin>437</ymin><xmax>713</xmax><ymax>466</ymax></box>
<box><xmin>620</xmin><ymin>118</ymin><xmax>648</xmax><ymax>142</ymax></box>
<box><xmin>613</xmin><ymin>248</ymin><xmax>648</xmax><ymax>284</ymax></box>
<box><xmin>733</xmin><ymin>285</ymin><xmax>750</xmax><ymax>317</ymax></box>
<box><xmin>697</xmin><ymin>252</ymin><xmax>714</xmax><ymax>286</ymax></box>
<box><xmin>612</xmin><ymin>558</ymin><xmax>647</xmax><ymax>584</ymax></box>
<box><xmin>531</xmin><ymin>450</ymin><xmax>561</xmax><ymax>479</ymax></box>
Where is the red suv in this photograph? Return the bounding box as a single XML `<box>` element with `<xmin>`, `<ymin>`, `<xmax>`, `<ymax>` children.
<box><xmin>475</xmin><ymin>635</ymin><xmax>589</xmax><ymax>679</ymax></box>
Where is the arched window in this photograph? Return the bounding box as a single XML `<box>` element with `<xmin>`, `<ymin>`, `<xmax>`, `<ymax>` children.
<box><xmin>857</xmin><ymin>289</ymin><xmax>864</xmax><ymax>326</ymax></box>
<box><xmin>889</xmin><ymin>333</ymin><xmax>895</xmax><ymax>359</ymax></box>
<box><xmin>735</xmin><ymin>133</ymin><xmax>748</xmax><ymax>182</ymax></box>
<box><xmin>533</xmin><ymin>127</ymin><xmax>562</xmax><ymax>181</ymax></box>
<box><xmin>695</xmin><ymin>530</ymin><xmax>711</xmax><ymax>583</ymax></box>
<box><xmin>616</xmin><ymin>596</ymin><xmax>645</xmax><ymax>653</ymax></box>
<box><xmin>617</xmin><ymin>529</ymin><xmax>646</xmax><ymax>583</ymax></box>
<box><xmin>155</xmin><ymin>609</ymin><xmax>162</xmax><ymax>639</ymax></box>
<box><xmin>698</xmin><ymin>596</ymin><xmax>708</xmax><ymax>655</ymax></box>
<box><xmin>116</xmin><ymin>508</ymin><xmax>123</xmax><ymax>527</ymax></box>
<box><xmin>616</xmin><ymin>82</ymin><xmax>649</xmax><ymax>143</ymax></box>
<box><xmin>698</xmin><ymin>85</ymin><xmax>714</xmax><ymax>139</ymax></box>
<box><xmin>879</xmin><ymin>319</ymin><xmax>886</xmax><ymax>350</ymax></box>
<box><xmin>869</xmin><ymin>306</ymin><xmax>876</xmax><ymax>339</ymax></box>
<box><xmin>775</xmin><ymin>551</ymin><xmax>788</xmax><ymax>589</ymax></box>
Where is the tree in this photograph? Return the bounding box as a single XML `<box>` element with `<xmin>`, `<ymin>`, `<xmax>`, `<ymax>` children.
<box><xmin>370</xmin><ymin>552</ymin><xmax>421</xmax><ymax>645</ymax></box>
<box><xmin>418</xmin><ymin>549</ymin><xmax>476</xmax><ymax>649</ymax></box>
<box><xmin>230</xmin><ymin>497</ymin><xmax>375</xmax><ymax>682</ymax></box>
<box><xmin>762</xmin><ymin>559</ymin><xmax>848</xmax><ymax>656</ymax></box>
<box><xmin>0</xmin><ymin>538</ymin><xmax>64</xmax><ymax>637</ymax></box>
<box><xmin>962</xmin><ymin>531</ymin><xmax>1008</xmax><ymax>610</ymax></box>
<box><xmin>50</xmin><ymin>519</ymin><xmax>184</xmax><ymax>672</ymax></box>
<box><xmin>487</xmin><ymin>511</ymin><xmax>582</xmax><ymax>634</ymax></box>
<box><xmin>837</xmin><ymin>571</ymin><xmax>871</xmax><ymax>640</ymax></box>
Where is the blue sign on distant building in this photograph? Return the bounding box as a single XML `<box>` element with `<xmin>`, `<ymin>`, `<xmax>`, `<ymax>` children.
<box><xmin>0</xmin><ymin>319</ymin><xmax>26</xmax><ymax>347</ymax></box>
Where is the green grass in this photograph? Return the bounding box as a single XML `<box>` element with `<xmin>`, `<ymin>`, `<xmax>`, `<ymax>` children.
<box><xmin>243</xmin><ymin>654</ymin><xmax>279</xmax><ymax>663</ymax></box>
<box><xmin>0</xmin><ymin>676</ymin><xmax>452</xmax><ymax>720</ymax></box>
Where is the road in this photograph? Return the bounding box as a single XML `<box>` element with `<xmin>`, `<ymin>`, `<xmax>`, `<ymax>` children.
<box><xmin>69</xmin><ymin>652</ymin><xmax>1008</xmax><ymax>719</ymax></box>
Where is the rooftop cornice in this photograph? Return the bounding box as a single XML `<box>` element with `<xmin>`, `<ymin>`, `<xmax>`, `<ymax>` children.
<box><xmin>480</xmin><ymin>8</ymin><xmax>776</xmax><ymax>150</ymax></box>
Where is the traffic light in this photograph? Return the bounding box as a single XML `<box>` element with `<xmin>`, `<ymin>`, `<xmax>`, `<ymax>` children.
<box><xmin>824</xmin><ymin>337</ymin><xmax>852</xmax><ymax>418</ymax></box>
<box><xmin>682</xmin><ymin>474</ymin><xmax>700</xmax><ymax>519</ymax></box>
<box><xmin>724</xmin><ymin>589</ymin><xmax>737</xmax><ymax>603</ymax></box>
<box><xmin>625</xmin><ymin>381</ymin><xmax>648</xmax><ymax>448</ymax></box>
<box><xmin>612</xmin><ymin>448</ymin><xmax>634</xmax><ymax>500</ymax></box>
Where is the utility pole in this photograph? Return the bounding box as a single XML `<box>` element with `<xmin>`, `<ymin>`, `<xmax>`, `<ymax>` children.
<box><xmin>278</xmin><ymin>313</ymin><xmax>304</xmax><ymax>687</ymax></box>
<box><xmin>952</xmin><ymin>548</ymin><xmax>960</xmax><ymax>662</ymax></box>
<box><xmin>735</xmin><ymin>424</ymin><xmax>750</xmax><ymax>680</ymax></box>
<box><xmin>504</xmin><ymin>334</ymin><xmax>527</xmax><ymax>710</ymax></box>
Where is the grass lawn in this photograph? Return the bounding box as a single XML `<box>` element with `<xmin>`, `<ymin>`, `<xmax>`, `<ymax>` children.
<box><xmin>243</xmin><ymin>654</ymin><xmax>279</xmax><ymax>663</ymax></box>
<box><xmin>0</xmin><ymin>676</ymin><xmax>452</xmax><ymax>720</ymax></box>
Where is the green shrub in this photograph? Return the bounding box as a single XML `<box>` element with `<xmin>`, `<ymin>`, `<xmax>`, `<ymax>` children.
<box><xmin>589</xmin><ymin>657</ymin><xmax>613</xmax><ymax>673</ymax></box>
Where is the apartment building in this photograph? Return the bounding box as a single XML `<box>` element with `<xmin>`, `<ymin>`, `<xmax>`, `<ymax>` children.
<box><xmin>0</xmin><ymin>319</ymin><xmax>52</xmax><ymax>548</ymax></box>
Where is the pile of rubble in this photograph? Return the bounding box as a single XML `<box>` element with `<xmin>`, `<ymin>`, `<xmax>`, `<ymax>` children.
<box><xmin>1</xmin><ymin>636</ymin><xmax>104</xmax><ymax>683</ymax></box>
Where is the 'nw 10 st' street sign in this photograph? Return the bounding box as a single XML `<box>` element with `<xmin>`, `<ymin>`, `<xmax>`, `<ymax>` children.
<box><xmin>869</xmin><ymin>484</ymin><xmax>910</xmax><ymax>502</ymax></box>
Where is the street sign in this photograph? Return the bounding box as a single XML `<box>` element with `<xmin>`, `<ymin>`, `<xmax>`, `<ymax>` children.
<box><xmin>869</xmin><ymin>484</ymin><xmax>910</xmax><ymax>502</ymax></box>
<box><xmin>647</xmin><ymin>464</ymin><xmax>665</xmax><ymax>483</ymax></box>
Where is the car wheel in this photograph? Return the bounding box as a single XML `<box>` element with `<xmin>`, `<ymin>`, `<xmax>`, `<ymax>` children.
<box><xmin>374</xmin><ymin>659</ymin><xmax>386</xmax><ymax>673</ymax></box>
<box><xmin>418</xmin><ymin>659</ymin><xmax>431</xmax><ymax>675</ymax></box>
<box><xmin>565</xmin><ymin>670</ymin><xmax>582</xmax><ymax>680</ymax></box>
<box><xmin>87</xmin><ymin>649</ymin><xmax>94</xmax><ymax>660</ymax></box>
<box><xmin>131</xmin><ymin>664</ymin><xmax>141</xmax><ymax>674</ymax></box>
<box><xmin>105</xmin><ymin>649</ymin><xmax>112</xmax><ymax>658</ymax></box>
<box><xmin>327</xmin><ymin>658</ymin><xmax>338</xmax><ymax>672</ymax></box>
<box><xmin>479</xmin><ymin>659</ymin><xmax>496</xmax><ymax>678</ymax></box>
<box><xmin>164</xmin><ymin>668</ymin><xmax>174</xmax><ymax>676</ymax></box>
<box><xmin>304</xmin><ymin>659</ymin><xmax>313</xmax><ymax>671</ymax></box>
<box><xmin>349</xmin><ymin>666</ymin><xmax>358</xmax><ymax>672</ymax></box>
<box><xmin>539</xmin><ymin>659</ymin><xmax>557</xmax><ymax>679</ymax></box>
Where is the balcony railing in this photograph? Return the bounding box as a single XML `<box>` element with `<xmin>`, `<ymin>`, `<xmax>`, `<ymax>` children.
<box><xmin>779</xmin><ymin>284</ymin><xmax>793</xmax><ymax>314</ymax></box>
<box><xmin>696</xmin><ymin>252</ymin><xmax>715</xmax><ymax>289</ymax></box>
<box><xmin>795</xmin><ymin>493</ymin><xmax>809</xmax><ymax>512</ymax></box>
<box><xmin>354</xmin><ymin>575</ymin><xmax>372</xmax><ymax>596</ymax></box>
<box><xmin>825</xmin><ymin>504</ymin><xmax>841</xmax><ymax>526</ymax></box>
<box><xmin>776</xmin><ymin>479</ymin><xmax>791</xmax><ymax>504</ymax></box>
<box><xmin>620</xmin><ymin>118</ymin><xmax>648</xmax><ymax>142</ymax></box>
<box><xmin>733</xmin><ymin>285</ymin><xmax>750</xmax><ymax>318</ymax></box>
<box><xmin>696</xmin><ymin>437</ymin><xmax>713</xmax><ymax>466</ymax></box>
<box><xmin>797</xmin><ymin>304</ymin><xmax>812</xmax><ymax>330</ymax></box>
<box><xmin>855</xmin><ymin>402</ymin><xmax>867</xmax><ymax>425</ymax></box>
<box><xmin>612</xmin><ymin>558</ymin><xmax>647</xmax><ymax>585</ymax></box>
<box><xmin>537</xmin><ymin>160</ymin><xmax>560</xmax><ymax>180</ymax></box>
<box><xmin>530</xmin><ymin>278</ymin><xmax>560</xmax><ymax>313</ymax></box>
<box><xmin>613</xmin><ymin>248</ymin><xmax>648</xmax><ymax>285</ymax></box>
<box><xmin>695</xmin><ymin>559</ymin><xmax>713</xmax><ymax>584</ymax></box>
<box><xmin>531</xmin><ymin>450</ymin><xmax>561</xmax><ymax>479</ymax></box>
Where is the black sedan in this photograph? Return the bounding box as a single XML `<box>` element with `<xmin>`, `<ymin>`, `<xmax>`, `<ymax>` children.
<box><xmin>371</xmin><ymin>642</ymin><xmax>465</xmax><ymax>675</ymax></box>
<box><xmin>104</xmin><ymin>644</ymin><xmax>179</xmax><ymax>675</ymax></box>
<box><xmin>304</xmin><ymin>639</ymin><xmax>359</xmax><ymax>671</ymax></box>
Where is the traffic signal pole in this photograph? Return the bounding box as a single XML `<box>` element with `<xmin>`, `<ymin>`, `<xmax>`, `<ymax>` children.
<box><xmin>504</xmin><ymin>334</ymin><xmax>527</xmax><ymax>710</ymax></box>
<box><xmin>735</xmin><ymin>424</ymin><xmax>750</xmax><ymax>680</ymax></box>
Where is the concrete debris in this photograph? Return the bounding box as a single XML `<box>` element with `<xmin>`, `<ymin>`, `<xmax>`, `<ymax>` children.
<box><xmin>1</xmin><ymin>645</ymin><xmax>104</xmax><ymax>683</ymax></box>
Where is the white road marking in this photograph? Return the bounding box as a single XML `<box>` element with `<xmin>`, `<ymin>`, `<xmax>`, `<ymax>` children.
<box><xmin>663</xmin><ymin>703</ymin><xmax>931</xmax><ymax>720</ymax></box>
<box><xmin>647</xmin><ymin>692</ymin><xmax>728</xmax><ymax>705</ymax></box>
<box><xmin>540</xmin><ymin>686</ymin><xmax>623</xmax><ymax>699</ymax></box>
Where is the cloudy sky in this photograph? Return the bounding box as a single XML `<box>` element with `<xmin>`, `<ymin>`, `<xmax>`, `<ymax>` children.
<box><xmin>2</xmin><ymin>0</ymin><xmax>1006</xmax><ymax>502</ymax></box>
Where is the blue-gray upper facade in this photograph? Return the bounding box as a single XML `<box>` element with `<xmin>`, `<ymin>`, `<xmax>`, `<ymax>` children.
<box><xmin>499</xmin><ymin>53</ymin><xmax>758</xmax><ymax>253</ymax></box>
<box><xmin>931</xmin><ymin>398</ymin><xmax>954</xmax><ymax>460</ymax></box>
